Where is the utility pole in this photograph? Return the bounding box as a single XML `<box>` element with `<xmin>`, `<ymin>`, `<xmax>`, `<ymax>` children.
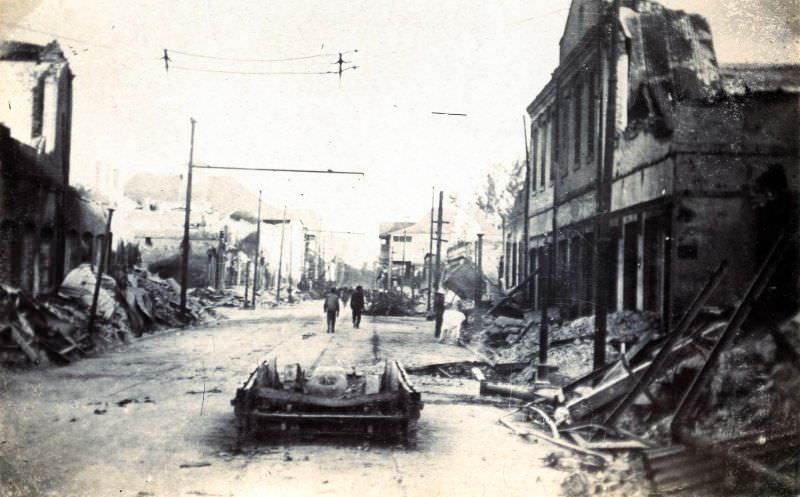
<box><xmin>180</xmin><ymin>118</ymin><xmax>196</xmax><ymax>312</ymax></box>
<box><xmin>276</xmin><ymin>206</ymin><xmax>287</xmax><ymax>303</ymax></box>
<box><xmin>400</xmin><ymin>230</ymin><xmax>407</xmax><ymax>296</ymax></box>
<box><xmin>594</xmin><ymin>0</ymin><xmax>621</xmax><ymax>371</ymax></box>
<box><xmin>427</xmin><ymin>186</ymin><xmax>434</xmax><ymax>310</ymax></box>
<box><xmin>243</xmin><ymin>261</ymin><xmax>250</xmax><ymax>305</ymax></box>
<box><xmin>434</xmin><ymin>190</ymin><xmax>444</xmax><ymax>291</ymax></box>
<box><xmin>522</xmin><ymin>115</ymin><xmax>531</xmax><ymax>303</ymax></box>
<box><xmin>88</xmin><ymin>208</ymin><xmax>114</xmax><ymax>336</ymax></box>
<box><xmin>252</xmin><ymin>190</ymin><xmax>262</xmax><ymax>309</ymax></box>
<box><xmin>386</xmin><ymin>235</ymin><xmax>392</xmax><ymax>291</ymax></box>
<box><xmin>216</xmin><ymin>229</ymin><xmax>225</xmax><ymax>291</ymax></box>
<box><xmin>288</xmin><ymin>221</ymin><xmax>294</xmax><ymax>303</ymax></box>
<box><xmin>476</xmin><ymin>233</ymin><xmax>484</xmax><ymax>304</ymax></box>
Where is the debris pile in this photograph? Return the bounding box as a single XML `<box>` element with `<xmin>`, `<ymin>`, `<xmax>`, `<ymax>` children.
<box><xmin>188</xmin><ymin>287</ymin><xmax>246</xmax><ymax>309</ymax></box>
<box><xmin>468</xmin><ymin>310</ymin><xmax>659</xmax><ymax>380</ymax></box>
<box><xmin>420</xmin><ymin>248</ymin><xmax>800</xmax><ymax>494</ymax></box>
<box><xmin>0</xmin><ymin>265</ymin><xmax>224</xmax><ymax>367</ymax></box>
<box><xmin>364</xmin><ymin>291</ymin><xmax>420</xmax><ymax>316</ymax></box>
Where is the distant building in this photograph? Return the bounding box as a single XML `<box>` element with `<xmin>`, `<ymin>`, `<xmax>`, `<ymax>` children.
<box><xmin>378</xmin><ymin>215</ymin><xmax>452</xmax><ymax>292</ymax></box>
<box><xmin>0</xmin><ymin>41</ymin><xmax>107</xmax><ymax>295</ymax></box>
<box><xmin>506</xmin><ymin>0</ymin><xmax>799</xmax><ymax>327</ymax></box>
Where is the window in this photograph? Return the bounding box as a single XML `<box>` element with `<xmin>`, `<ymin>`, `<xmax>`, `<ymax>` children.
<box><xmin>31</xmin><ymin>79</ymin><xmax>44</xmax><ymax>137</ymax></box>
<box><xmin>587</xmin><ymin>72</ymin><xmax>596</xmax><ymax>158</ymax></box>
<box><xmin>531</xmin><ymin>123</ymin><xmax>538</xmax><ymax>194</ymax></box>
<box><xmin>392</xmin><ymin>235</ymin><xmax>411</xmax><ymax>242</ymax></box>
<box><xmin>145</xmin><ymin>237</ymin><xmax>153</xmax><ymax>246</ymax></box>
<box><xmin>540</xmin><ymin>120</ymin><xmax>548</xmax><ymax>188</ymax></box>
<box><xmin>561</xmin><ymin>91</ymin><xmax>570</xmax><ymax>177</ymax></box>
<box><xmin>574</xmin><ymin>79</ymin><xmax>583</xmax><ymax>169</ymax></box>
<box><xmin>549</xmin><ymin>110</ymin><xmax>556</xmax><ymax>183</ymax></box>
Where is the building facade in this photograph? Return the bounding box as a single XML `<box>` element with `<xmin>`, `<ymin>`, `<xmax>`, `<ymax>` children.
<box><xmin>0</xmin><ymin>41</ymin><xmax>107</xmax><ymax>295</ymax></box>
<box><xmin>506</xmin><ymin>0</ymin><xmax>799</xmax><ymax>328</ymax></box>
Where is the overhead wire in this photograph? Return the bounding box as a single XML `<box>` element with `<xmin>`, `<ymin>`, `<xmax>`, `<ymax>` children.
<box><xmin>166</xmin><ymin>48</ymin><xmax>358</xmax><ymax>63</ymax></box>
<box><xmin>169</xmin><ymin>64</ymin><xmax>358</xmax><ymax>76</ymax></box>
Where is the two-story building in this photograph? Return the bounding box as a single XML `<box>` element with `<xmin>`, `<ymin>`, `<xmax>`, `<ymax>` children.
<box><xmin>507</xmin><ymin>0</ymin><xmax>799</xmax><ymax>329</ymax></box>
<box><xmin>0</xmin><ymin>41</ymin><xmax>108</xmax><ymax>295</ymax></box>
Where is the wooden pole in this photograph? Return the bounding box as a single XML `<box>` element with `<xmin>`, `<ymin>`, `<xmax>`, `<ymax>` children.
<box><xmin>180</xmin><ymin>118</ymin><xmax>196</xmax><ymax>312</ymax></box>
<box><xmin>252</xmin><ymin>190</ymin><xmax>262</xmax><ymax>308</ymax></box>
<box><xmin>434</xmin><ymin>191</ymin><xmax>444</xmax><ymax>291</ymax></box>
<box><xmin>427</xmin><ymin>186</ymin><xmax>434</xmax><ymax>310</ymax></box>
<box><xmin>243</xmin><ymin>261</ymin><xmax>250</xmax><ymax>305</ymax></box>
<box><xmin>400</xmin><ymin>230</ymin><xmax>407</xmax><ymax>296</ymax></box>
<box><xmin>476</xmin><ymin>233</ymin><xmax>484</xmax><ymax>304</ymax></box>
<box><xmin>276</xmin><ymin>206</ymin><xmax>287</xmax><ymax>303</ymax></box>
<box><xmin>594</xmin><ymin>0</ymin><xmax>621</xmax><ymax>371</ymax></box>
<box><xmin>87</xmin><ymin>208</ymin><xmax>114</xmax><ymax>336</ymax></box>
<box><xmin>288</xmin><ymin>221</ymin><xmax>294</xmax><ymax>303</ymax></box>
<box><xmin>522</xmin><ymin>116</ymin><xmax>531</xmax><ymax>303</ymax></box>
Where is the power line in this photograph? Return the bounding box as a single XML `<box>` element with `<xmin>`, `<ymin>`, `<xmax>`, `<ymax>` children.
<box><xmin>0</xmin><ymin>21</ymin><xmax>114</xmax><ymax>50</ymax></box>
<box><xmin>169</xmin><ymin>64</ymin><xmax>357</xmax><ymax>76</ymax></box>
<box><xmin>167</xmin><ymin>47</ymin><xmax>358</xmax><ymax>63</ymax></box>
<box><xmin>192</xmin><ymin>164</ymin><xmax>364</xmax><ymax>175</ymax></box>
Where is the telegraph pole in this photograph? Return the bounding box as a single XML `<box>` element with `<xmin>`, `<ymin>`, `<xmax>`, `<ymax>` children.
<box><xmin>476</xmin><ymin>233</ymin><xmax>484</xmax><ymax>304</ymax></box>
<box><xmin>386</xmin><ymin>235</ymin><xmax>392</xmax><ymax>291</ymax></box>
<box><xmin>87</xmin><ymin>208</ymin><xmax>114</xmax><ymax>336</ymax></box>
<box><xmin>522</xmin><ymin>115</ymin><xmax>531</xmax><ymax>303</ymax></box>
<box><xmin>180</xmin><ymin>118</ymin><xmax>196</xmax><ymax>312</ymax></box>
<box><xmin>434</xmin><ymin>190</ymin><xmax>445</xmax><ymax>290</ymax></box>
<box><xmin>252</xmin><ymin>190</ymin><xmax>262</xmax><ymax>309</ymax></box>
<box><xmin>287</xmin><ymin>221</ymin><xmax>294</xmax><ymax>303</ymax></box>
<box><xmin>276</xmin><ymin>206</ymin><xmax>287</xmax><ymax>303</ymax></box>
<box><xmin>400</xmin><ymin>230</ymin><xmax>407</xmax><ymax>296</ymax></box>
<box><xmin>594</xmin><ymin>0</ymin><xmax>622</xmax><ymax>370</ymax></box>
<box><xmin>427</xmin><ymin>186</ymin><xmax>434</xmax><ymax>310</ymax></box>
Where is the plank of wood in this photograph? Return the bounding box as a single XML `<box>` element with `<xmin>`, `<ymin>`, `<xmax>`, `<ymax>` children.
<box><xmin>498</xmin><ymin>416</ymin><xmax>611</xmax><ymax>462</ymax></box>
<box><xmin>565</xmin><ymin>360</ymin><xmax>652</xmax><ymax>420</ymax></box>
<box><xmin>584</xmin><ymin>439</ymin><xmax>649</xmax><ymax>450</ymax></box>
<box><xmin>9</xmin><ymin>325</ymin><xmax>39</xmax><ymax>364</ymax></box>
<box><xmin>461</xmin><ymin>343</ymin><xmax>496</xmax><ymax>367</ymax></box>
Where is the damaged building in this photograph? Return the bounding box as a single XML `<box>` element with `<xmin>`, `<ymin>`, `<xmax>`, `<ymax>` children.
<box><xmin>0</xmin><ymin>41</ymin><xmax>108</xmax><ymax>296</ymax></box>
<box><xmin>505</xmin><ymin>0</ymin><xmax>800</xmax><ymax>329</ymax></box>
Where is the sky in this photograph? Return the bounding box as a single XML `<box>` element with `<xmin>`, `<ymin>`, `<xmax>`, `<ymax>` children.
<box><xmin>1</xmin><ymin>0</ymin><xmax>798</xmax><ymax>265</ymax></box>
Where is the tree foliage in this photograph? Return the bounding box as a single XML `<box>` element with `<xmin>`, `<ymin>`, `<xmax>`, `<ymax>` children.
<box><xmin>475</xmin><ymin>159</ymin><xmax>526</xmax><ymax>224</ymax></box>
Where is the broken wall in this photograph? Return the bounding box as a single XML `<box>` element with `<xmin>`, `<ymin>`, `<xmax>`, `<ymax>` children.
<box><xmin>0</xmin><ymin>125</ymin><xmax>107</xmax><ymax>295</ymax></box>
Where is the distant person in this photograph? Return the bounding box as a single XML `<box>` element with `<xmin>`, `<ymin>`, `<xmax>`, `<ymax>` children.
<box><xmin>433</xmin><ymin>292</ymin><xmax>445</xmax><ymax>338</ymax></box>
<box><xmin>324</xmin><ymin>287</ymin><xmax>340</xmax><ymax>333</ymax></box>
<box><xmin>341</xmin><ymin>287</ymin><xmax>351</xmax><ymax>307</ymax></box>
<box><xmin>350</xmin><ymin>285</ymin><xmax>365</xmax><ymax>328</ymax></box>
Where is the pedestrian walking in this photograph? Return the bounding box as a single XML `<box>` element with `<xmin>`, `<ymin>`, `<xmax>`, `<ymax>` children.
<box><xmin>324</xmin><ymin>287</ymin><xmax>340</xmax><ymax>333</ymax></box>
<box><xmin>350</xmin><ymin>285</ymin><xmax>365</xmax><ymax>328</ymax></box>
<box><xmin>433</xmin><ymin>291</ymin><xmax>445</xmax><ymax>338</ymax></box>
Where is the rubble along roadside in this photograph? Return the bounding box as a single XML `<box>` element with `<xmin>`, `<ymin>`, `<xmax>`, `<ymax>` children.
<box><xmin>425</xmin><ymin>303</ymin><xmax>800</xmax><ymax>496</ymax></box>
<box><xmin>0</xmin><ymin>264</ymin><xmax>242</xmax><ymax>368</ymax></box>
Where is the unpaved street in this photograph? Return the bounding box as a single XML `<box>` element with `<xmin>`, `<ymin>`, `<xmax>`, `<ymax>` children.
<box><xmin>1</xmin><ymin>301</ymin><xmax>567</xmax><ymax>497</ymax></box>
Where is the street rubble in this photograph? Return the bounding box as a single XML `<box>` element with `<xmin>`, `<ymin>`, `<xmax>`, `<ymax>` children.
<box><xmin>0</xmin><ymin>264</ymin><xmax>232</xmax><ymax>367</ymax></box>
<box><xmin>405</xmin><ymin>282</ymin><xmax>800</xmax><ymax>495</ymax></box>
<box><xmin>364</xmin><ymin>291</ymin><xmax>421</xmax><ymax>317</ymax></box>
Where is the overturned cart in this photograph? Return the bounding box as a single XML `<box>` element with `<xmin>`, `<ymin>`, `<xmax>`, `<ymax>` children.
<box><xmin>232</xmin><ymin>359</ymin><xmax>422</xmax><ymax>443</ymax></box>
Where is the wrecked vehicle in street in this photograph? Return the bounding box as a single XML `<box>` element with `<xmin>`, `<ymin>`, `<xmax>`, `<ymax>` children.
<box><xmin>232</xmin><ymin>358</ymin><xmax>422</xmax><ymax>444</ymax></box>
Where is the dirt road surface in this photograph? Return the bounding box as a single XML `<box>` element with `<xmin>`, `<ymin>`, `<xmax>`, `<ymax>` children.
<box><xmin>1</xmin><ymin>301</ymin><xmax>568</xmax><ymax>497</ymax></box>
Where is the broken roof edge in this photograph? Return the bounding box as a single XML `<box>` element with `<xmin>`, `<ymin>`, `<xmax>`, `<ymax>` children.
<box><xmin>720</xmin><ymin>63</ymin><xmax>800</xmax><ymax>95</ymax></box>
<box><xmin>0</xmin><ymin>40</ymin><xmax>67</xmax><ymax>62</ymax></box>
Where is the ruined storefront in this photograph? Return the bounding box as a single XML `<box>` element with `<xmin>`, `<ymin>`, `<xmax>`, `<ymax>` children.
<box><xmin>0</xmin><ymin>41</ymin><xmax>108</xmax><ymax>295</ymax></box>
<box><xmin>514</xmin><ymin>0</ymin><xmax>799</xmax><ymax>328</ymax></box>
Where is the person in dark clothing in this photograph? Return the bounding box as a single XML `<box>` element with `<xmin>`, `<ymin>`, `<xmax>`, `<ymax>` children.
<box><xmin>350</xmin><ymin>285</ymin><xmax>365</xmax><ymax>328</ymax></box>
<box><xmin>324</xmin><ymin>287</ymin><xmax>340</xmax><ymax>333</ymax></box>
<box><xmin>433</xmin><ymin>292</ymin><xmax>445</xmax><ymax>338</ymax></box>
